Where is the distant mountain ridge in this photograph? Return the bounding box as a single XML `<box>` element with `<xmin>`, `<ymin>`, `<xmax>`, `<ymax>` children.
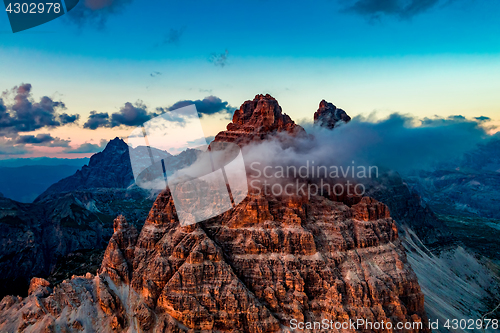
<box><xmin>36</xmin><ymin>137</ymin><xmax>200</xmax><ymax>202</ymax></box>
<box><xmin>35</xmin><ymin>138</ymin><xmax>135</xmax><ymax>200</ymax></box>
<box><xmin>406</xmin><ymin>137</ymin><xmax>500</xmax><ymax>220</ymax></box>
<box><xmin>0</xmin><ymin>157</ymin><xmax>89</xmax><ymax>168</ymax></box>
<box><xmin>0</xmin><ymin>165</ymin><xmax>82</xmax><ymax>203</ymax></box>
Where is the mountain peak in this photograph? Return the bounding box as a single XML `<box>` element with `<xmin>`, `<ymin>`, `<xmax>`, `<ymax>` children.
<box><xmin>36</xmin><ymin>138</ymin><xmax>135</xmax><ymax>200</ymax></box>
<box><xmin>102</xmin><ymin>137</ymin><xmax>128</xmax><ymax>152</ymax></box>
<box><xmin>214</xmin><ymin>94</ymin><xmax>305</xmax><ymax>145</ymax></box>
<box><xmin>314</xmin><ymin>100</ymin><xmax>351</xmax><ymax>129</ymax></box>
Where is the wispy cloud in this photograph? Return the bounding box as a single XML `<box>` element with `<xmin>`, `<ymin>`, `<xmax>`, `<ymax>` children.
<box><xmin>161</xmin><ymin>27</ymin><xmax>185</xmax><ymax>45</ymax></box>
<box><xmin>209</xmin><ymin>50</ymin><xmax>229</xmax><ymax>67</ymax></box>
<box><xmin>344</xmin><ymin>0</ymin><xmax>448</xmax><ymax>19</ymax></box>
<box><xmin>64</xmin><ymin>139</ymin><xmax>107</xmax><ymax>153</ymax></box>
<box><xmin>66</xmin><ymin>0</ymin><xmax>134</xmax><ymax>28</ymax></box>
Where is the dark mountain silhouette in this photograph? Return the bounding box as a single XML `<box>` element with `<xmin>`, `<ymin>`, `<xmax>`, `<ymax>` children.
<box><xmin>35</xmin><ymin>138</ymin><xmax>135</xmax><ymax>200</ymax></box>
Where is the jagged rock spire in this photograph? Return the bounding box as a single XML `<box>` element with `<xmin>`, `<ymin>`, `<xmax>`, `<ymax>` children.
<box><xmin>314</xmin><ymin>100</ymin><xmax>351</xmax><ymax>129</ymax></box>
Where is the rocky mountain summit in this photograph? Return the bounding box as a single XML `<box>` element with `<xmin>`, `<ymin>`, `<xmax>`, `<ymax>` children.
<box><xmin>314</xmin><ymin>100</ymin><xmax>351</xmax><ymax>129</ymax></box>
<box><xmin>214</xmin><ymin>94</ymin><xmax>306</xmax><ymax>145</ymax></box>
<box><xmin>0</xmin><ymin>94</ymin><xmax>431</xmax><ymax>332</ymax></box>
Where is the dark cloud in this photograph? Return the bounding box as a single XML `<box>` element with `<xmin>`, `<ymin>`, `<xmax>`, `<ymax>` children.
<box><xmin>59</xmin><ymin>113</ymin><xmax>80</xmax><ymax>124</ymax></box>
<box><xmin>167</xmin><ymin>96</ymin><xmax>235</xmax><ymax>118</ymax></box>
<box><xmin>0</xmin><ymin>132</ymin><xmax>70</xmax><ymax>155</ymax></box>
<box><xmin>14</xmin><ymin>134</ymin><xmax>70</xmax><ymax>147</ymax></box>
<box><xmin>0</xmin><ymin>83</ymin><xmax>78</xmax><ymax>136</ymax></box>
<box><xmin>64</xmin><ymin>140</ymin><xmax>107</xmax><ymax>153</ymax></box>
<box><xmin>152</xmin><ymin>108</ymin><xmax>191</xmax><ymax>124</ymax></box>
<box><xmin>83</xmin><ymin>102</ymin><xmax>159</xmax><ymax>129</ymax></box>
<box><xmin>110</xmin><ymin>102</ymin><xmax>159</xmax><ymax>127</ymax></box>
<box><xmin>15</xmin><ymin>134</ymin><xmax>54</xmax><ymax>144</ymax></box>
<box><xmin>346</xmin><ymin>0</ymin><xmax>445</xmax><ymax>19</ymax></box>
<box><xmin>475</xmin><ymin>116</ymin><xmax>491</xmax><ymax>122</ymax></box>
<box><xmin>209</xmin><ymin>50</ymin><xmax>229</xmax><ymax>67</ymax></box>
<box><xmin>66</xmin><ymin>0</ymin><xmax>133</xmax><ymax>28</ymax></box>
<box><xmin>83</xmin><ymin>111</ymin><xmax>109</xmax><ymax>130</ymax></box>
<box><xmin>0</xmin><ymin>99</ymin><xmax>9</xmax><ymax>127</ymax></box>
<box><xmin>83</xmin><ymin>97</ymin><xmax>234</xmax><ymax>130</ymax></box>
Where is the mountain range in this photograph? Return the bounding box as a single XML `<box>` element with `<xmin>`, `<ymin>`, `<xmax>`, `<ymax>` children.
<box><xmin>0</xmin><ymin>94</ymin><xmax>498</xmax><ymax>332</ymax></box>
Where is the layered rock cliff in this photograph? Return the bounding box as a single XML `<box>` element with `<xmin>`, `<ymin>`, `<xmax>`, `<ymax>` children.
<box><xmin>0</xmin><ymin>188</ymin><xmax>427</xmax><ymax>332</ymax></box>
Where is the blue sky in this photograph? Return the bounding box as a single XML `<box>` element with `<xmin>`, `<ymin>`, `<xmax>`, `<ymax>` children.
<box><xmin>1</xmin><ymin>0</ymin><xmax>499</xmax><ymax>157</ymax></box>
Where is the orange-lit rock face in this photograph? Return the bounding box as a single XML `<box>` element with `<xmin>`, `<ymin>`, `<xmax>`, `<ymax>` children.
<box><xmin>110</xmin><ymin>187</ymin><xmax>425</xmax><ymax>332</ymax></box>
<box><xmin>214</xmin><ymin>94</ymin><xmax>306</xmax><ymax>145</ymax></box>
<box><xmin>0</xmin><ymin>187</ymin><xmax>427</xmax><ymax>332</ymax></box>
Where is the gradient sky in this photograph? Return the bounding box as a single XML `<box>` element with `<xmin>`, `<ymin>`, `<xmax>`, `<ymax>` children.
<box><xmin>1</xmin><ymin>0</ymin><xmax>499</xmax><ymax>158</ymax></box>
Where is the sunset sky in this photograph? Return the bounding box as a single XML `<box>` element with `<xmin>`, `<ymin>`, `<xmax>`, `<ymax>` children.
<box><xmin>1</xmin><ymin>0</ymin><xmax>499</xmax><ymax>158</ymax></box>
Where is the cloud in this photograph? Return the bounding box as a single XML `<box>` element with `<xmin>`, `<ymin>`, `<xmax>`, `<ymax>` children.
<box><xmin>475</xmin><ymin>116</ymin><xmax>491</xmax><ymax>122</ymax></box>
<box><xmin>111</xmin><ymin>102</ymin><xmax>158</xmax><ymax>127</ymax></box>
<box><xmin>345</xmin><ymin>0</ymin><xmax>445</xmax><ymax>19</ymax></box>
<box><xmin>66</xmin><ymin>0</ymin><xmax>133</xmax><ymax>28</ymax></box>
<box><xmin>14</xmin><ymin>134</ymin><xmax>70</xmax><ymax>147</ymax></box>
<box><xmin>241</xmin><ymin>113</ymin><xmax>493</xmax><ymax>178</ymax></box>
<box><xmin>83</xmin><ymin>102</ymin><xmax>159</xmax><ymax>129</ymax></box>
<box><xmin>0</xmin><ymin>136</ymin><xmax>30</xmax><ymax>155</ymax></box>
<box><xmin>64</xmin><ymin>139</ymin><xmax>107</xmax><ymax>153</ymax></box>
<box><xmin>59</xmin><ymin>113</ymin><xmax>80</xmax><ymax>124</ymax></box>
<box><xmin>81</xmin><ymin>96</ymin><xmax>233</xmax><ymax>130</ymax></box>
<box><xmin>161</xmin><ymin>28</ymin><xmax>185</xmax><ymax>45</ymax></box>
<box><xmin>167</xmin><ymin>96</ymin><xmax>235</xmax><ymax>118</ymax></box>
<box><xmin>83</xmin><ymin>111</ymin><xmax>110</xmax><ymax>130</ymax></box>
<box><xmin>209</xmin><ymin>50</ymin><xmax>229</xmax><ymax>67</ymax></box>
<box><xmin>0</xmin><ymin>83</ymin><xmax>79</xmax><ymax>136</ymax></box>
<box><xmin>0</xmin><ymin>146</ymin><xmax>29</xmax><ymax>155</ymax></box>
